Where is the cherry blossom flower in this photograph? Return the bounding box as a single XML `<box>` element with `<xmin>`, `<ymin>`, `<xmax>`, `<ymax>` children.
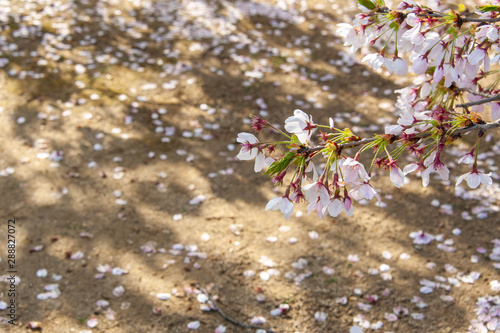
<box><xmin>421</xmin><ymin>157</ymin><xmax>449</xmax><ymax>185</ymax></box>
<box><xmin>412</xmin><ymin>55</ymin><xmax>428</xmax><ymax>74</ymax></box>
<box><xmin>324</xmin><ymin>197</ymin><xmax>343</xmax><ymax>217</ymax></box>
<box><xmin>385</xmin><ymin>124</ymin><xmax>404</xmax><ymax>135</ymax></box>
<box><xmin>458</xmin><ymin>151</ymin><xmax>475</xmax><ymax>164</ymax></box>
<box><xmin>468</xmin><ymin>48</ymin><xmax>487</xmax><ymax>66</ymax></box>
<box><xmin>303</xmin><ymin>181</ymin><xmax>330</xmax><ymax>205</ymax></box>
<box><xmin>284</xmin><ymin>109</ymin><xmax>316</xmax><ymax>144</ymax></box>
<box><xmin>433</xmin><ymin>65</ymin><xmax>444</xmax><ymax>82</ymax></box>
<box><xmin>349</xmin><ymin>183</ymin><xmax>381</xmax><ymax>204</ymax></box>
<box><xmin>236</xmin><ymin>132</ymin><xmax>259</xmax><ymax>160</ymax></box>
<box><xmin>388</xmin><ymin>160</ymin><xmax>405</xmax><ymax>188</ymax></box>
<box><xmin>337</xmin><ymin>23</ymin><xmax>356</xmax><ymax>47</ymax></box>
<box><xmin>410</xmin><ymin>230</ymin><xmax>435</xmax><ymax>245</ymax></box>
<box><xmin>265</xmin><ymin>196</ymin><xmax>294</xmax><ymax>219</ymax></box>
<box><xmin>236</xmin><ymin>132</ymin><xmax>269</xmax><ymax>172</ymax></box>
<box><xmin>456</xmin><ymin>170</ymin><xmax>493</xmax><ymax>189</ymax></box>
<box><xmin>362</xmin><ymin>53</ymin><xmax>385</xmax><ymax>69</ymax></box>
<box><xmin>339</xmin><ymin>157</ymin><xmax>370</xmax><ymax>183</ymax></box>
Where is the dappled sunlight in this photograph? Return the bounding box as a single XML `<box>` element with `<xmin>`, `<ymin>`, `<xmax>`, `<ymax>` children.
<box><xmin>0</xmin><ymin>0</ymin><xmax>498</xmax><ymax>332</ymax></box>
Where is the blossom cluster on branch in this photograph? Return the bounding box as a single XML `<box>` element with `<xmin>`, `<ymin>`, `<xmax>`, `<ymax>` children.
<box><xmin>236</xmin><ymin>0</ymin><xmax>500</xmax><ymax>219</ymax></box>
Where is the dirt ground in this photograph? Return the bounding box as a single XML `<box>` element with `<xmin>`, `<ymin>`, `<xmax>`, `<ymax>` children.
<box><xmin>0</xmin><ymin>0</ymin><xmax>499</xmax><ymax>332</ymax></box>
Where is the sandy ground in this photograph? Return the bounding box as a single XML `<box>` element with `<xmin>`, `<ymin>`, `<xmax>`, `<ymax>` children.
<box><xmin>0</xmin><ymin>0</ymin><xmax>499</xmax><ymax>332</ymax></box>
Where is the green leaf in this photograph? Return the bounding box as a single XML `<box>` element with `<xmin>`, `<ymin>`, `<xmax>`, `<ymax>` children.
<box><xmin>389</xmin><ymin>21</ymin><xmax>399</xmax><ymax>29</ymax></box>
<box><xmin>476</xmin><ymin>5</ymin><xmax>500</xmax><ymax>13</ymax></box>
<box><xmin>264</xmin><ymin>152</ymin><xmax>296</xmax><ymax>176</ymax></box>
<box><xmin>290</xmin><ymin>134</ymin><xmax>301</xmax><ymax>145</ymax></box>
<box><xmin>446</xmin><ymin>26</ymin><xmax>457</xmax><ymax>35</ymax></box>
<box><xmin>358</xmin><ymin>0</ymin><xmax>376</xmax><ymax>10</ymax></box>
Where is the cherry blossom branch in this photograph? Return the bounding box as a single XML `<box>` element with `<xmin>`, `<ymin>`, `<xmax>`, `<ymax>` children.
<box><xmin>422</xmin><ymin>12</ymin><xmax>500</xmax><ymax>23</ymax></box>
<box><xmin>196</xmin><ymin>286</ymin><xmax>277</xmax><ymax>333</ymax></box>
<box><xmin>458</xmin><ymin>88</ymin><xmax>495</xmax><ymax>99</ymax></box>
<box><xmin>458</xmin><ymin>17</ymin><xmax>500</xmax><ymax>23</ymax></box>
<box><xmin>456</xmin><ymin>94</ymin><xmax>500</xmax><ymax>108</ymax></box>
<box><xmin>308</xmin><ymin>119</ymin><xmax>500</xmax><ymax>152</ymax></box>
<box><xmin>451</xmin><ymin>119</ymin><xmax>500</xmax><ymax>138</ymax></box>
<box><xmin>236</xmin><ymin>0</ymin><xmax>500</xmax><ymax>219</ymax></box>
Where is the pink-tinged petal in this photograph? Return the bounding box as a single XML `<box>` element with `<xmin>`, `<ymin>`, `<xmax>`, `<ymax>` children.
<box><xmin>336</xmin><ymin>23</ymin><xmax>355</xmax><ymax>42</ymax></box>
<box><xmin>402</xmin><ymin>23</ymin><xmax>418</xmax><ymax>40</ymax></box>
<box><xmin>458</xmin><ymin>153</ymin><xmax>474</xmax><ymax>164</ymax></box>
<box><xmin>421</xmin><ymin>174</ymin><xmax>430</xmax><ymax>187</ymax></box>
<box><xmin>487</xmin><ymin>26</ymin><xmax>499</xmax><ymax>41</ymax></box>
<box><xmin>359</xmin><ymin>184</ymin><xmax>375</xmax><ymax>200</ymax></box>
<box><xmin>284</xmin><ymin>109</ymin><xmax>314</xmax><ymax>144</ymax></box>
<box><xmin>390</xmin><ymin>167</ymin><xmax>405</xmax><ymax>188</ymax></box>
<box><xmin>215</xmin><ymin>325</ymin><xmax>227</xmax><ymax>333</ymax></box>
<box><xmin>314</xmin><ymin>311</ymin><xmax>327</xmax><ymax>322</ymax></box>
<box><xmin>329</xmin><ymin>117</ymin><xmax>335</xmax><ymax>130</ymax></box>
<box><xmin>362</xmin><ymin>53</ymin><xmax>384</xmax><ymax>69</ymax></box>
<box><xmin>250</xmin><ymin>316</ymin><xmax>266</xmax><ymax>325</ymax></box>
<box><xmin>433</xmin><ymin>66</ymin><xmax>444</xmax><ymax>82</ymax></box>
<box><xmin>344</xmin><ymin>197</ymin><xmax>352</xmax><ymax>211</ymax></box>
<box><xmin>279</xmin><ymin>198</ymin><xmax>293</xmax><ymax>213</ymax></box>
<box><xmin>327</xmin><ymin>199</ymin><xmax>343</xmax><ymax>217</ymax></box>
<box><xmin>403</xmin><ymin>163</ymin><xmax>418</xmax><ymax>175</ymax></box>
<box><xmin>444</xmin><ymin>65</ymin><xmax>458</xmax><ymax>87</ymax></box>
<box><xmin>279</xmin><ymin>198</ymin><xmax>294</xmax><ymax>218</ymax></box>
<box><xmin>465</xmin><ymin>173</ymin><xmax>481</xmax><ymax>189</ymax></box>
<box><xmin>412</xmin><ymin>56</ymin><xmax>428</xmax><ymax>74</ymax></box>
<box><xmin>296</xmin><ymin>131</ymin><xmax>312</xmax><ymax>144</ymax></box>
<box><xmin>237</xmin><ymin>147</ymin><xmax>257</xmax><ymax>160</ymax></box>
<box><xmin>491</xmin><ymin>103</ymin><xmax>500</xmax><ymax>120</ymax></box>
<box><xmin>305</xmin><ymin>161</ymin><xmax>319</xmax><ymax>182</ymax></box>
<box><xmin>420</xmin><ymin>82</ymin><xmax>431</xmax><ymax>98</ymax></box>
<box><xmin>87</xmin><ymin>317</ymin><xmax>98</xmax><ymax>328</ymax></box>
<box><xmin>393</xmin><ymin>58</ymin><xmax>409</xmax><ymax>75</ymax></box>
<box><xmin>254</xmin><ymin>152</ymin><xmax>266</xmax><ymax>172</ymax></box>
<box><xmin>423</xmin><ymin>151</ymin><xmax>437</xmax><ymax>167</ymax></box>
<box><xmin>236</xmin><ymin>132</ymin><xmax>258</xmax><ymax>144</ymax></box>
<box><xmin>350</xmin><ymin>326</ymin><xmax>363</xmax><ymax>333</ymax></box>
<box><xmin>455</xmin><ymin>172</ymin><xmax>469</xmax><ymax>187</ymax></box>
<box><xmin>187</xmin><ymin>321</ymin><xmax>200</xmax><ymax>329</ymax></box>
<box><xmin>307</xmin><ymin>200</ymin><xmax>320</xmax><ymax>216</ymax></box>
<box><xmin>479</xmin><ymin>173</ymin><xmax>493</xmax><ymax>186</ymax></box>
<box><xmin>284</xmin><ymin>118</ymin><xmax>305</xmax><ymax>133</ymax></box>
<box><xmin>344</xmin><ymin>203</ymin><xmax>354</xmax><ymax>216</ymax></box>
<box><xmin>468</xmin><ymin>49</ymin><xmax>486</xmax><ymax>65</ymax></box>
<box><xmin>293</xmin><ymin>109</ymin><xmax>309</xmax><ymax>120</ymax></box>
<box><xmin>436</xmin><ymin>165</ymin><xmax>449</xmax><ymax>180</ymax></box>
<box><xmin>385</xmin><ymin>125</ymin><xmax>403</xmax><ymax>135</ymax></box>
<box><xmin>265</xmin><ymin>197</ymin><xmax>281</xmax><ymax>211</ymax></box>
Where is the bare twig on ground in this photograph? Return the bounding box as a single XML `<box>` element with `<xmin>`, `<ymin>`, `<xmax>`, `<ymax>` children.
<box><xmin>196</xmin><ymin>286</ymin><xmax>277</xmax><ymax>333</ymax></box>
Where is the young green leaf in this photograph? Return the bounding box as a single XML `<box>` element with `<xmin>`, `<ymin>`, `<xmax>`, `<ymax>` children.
<box><xmin>264</xmin><ymin>152</ymin><xmax>296</xmax><ymax>176</ymax></box>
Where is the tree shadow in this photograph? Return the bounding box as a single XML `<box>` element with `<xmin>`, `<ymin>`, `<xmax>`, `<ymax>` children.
<box><xmin>0</xmin><ymin>1</ymin><xmax>498</xmax><ymax>332</ymax></box>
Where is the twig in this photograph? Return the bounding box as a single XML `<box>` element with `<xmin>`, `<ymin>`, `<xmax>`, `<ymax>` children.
<box><xmin>462</xmin><ymin>17</ymin><xmax>500</xmax><ymax>23</ymax></box>
<box><xmin>458</xmin><ymin>88</ymin><xmax>495</xmax><ymax>99</ymax></box>
<box><xmin>308</xmin><ymin>119</ymin><xmax>500</xmax><ymax>152</ymax></box>
<box><xmin>196</xmin><ymin>286</ymin><xmax>277</xmax><ymax>333</ymax></box>
<box><xmin>422</xmin><ymin>12</ymin><xmax>500</xmax><ymax>23</ymax></box>
<box><xmin>456</xmin><ymin>93</ymin><xmax>500</xmax><ymax>108</ymax></box>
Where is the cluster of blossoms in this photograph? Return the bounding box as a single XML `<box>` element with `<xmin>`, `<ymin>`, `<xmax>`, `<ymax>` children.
<box><xmin>237</xmin><ymin>105</ymin><xmax>493</xmax><ymax>218</ymax></box>
<box><xmin>337</xmin><ymin>0</ymin><xmax>500</xmax><ymax>122</ymax></box>
<box><xmin>236</xmin><ymin>0</ymin><xmax>500</xmax><ymax>218</ymax></box>
<box><xmin>237</xmin><ymin>110</ymin><xmax>382</xmax><ymax>219</ymax></box>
